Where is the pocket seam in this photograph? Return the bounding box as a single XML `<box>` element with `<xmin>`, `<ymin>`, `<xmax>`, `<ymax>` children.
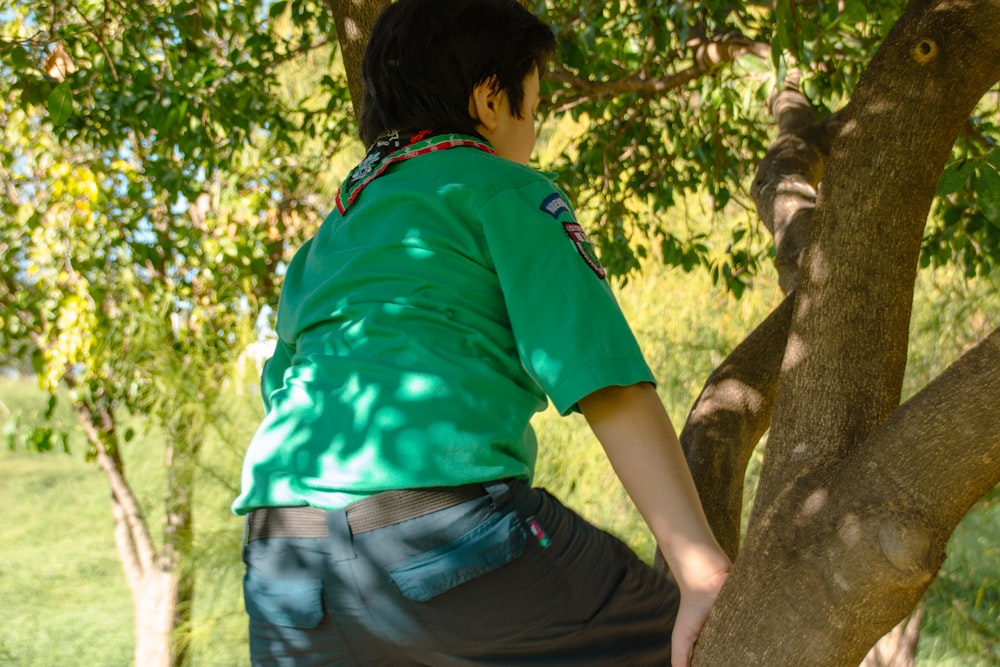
<box><xmin>387</xmin><ymin>509</ymin><xmax>526</xmax><ymax>602</ymax></box>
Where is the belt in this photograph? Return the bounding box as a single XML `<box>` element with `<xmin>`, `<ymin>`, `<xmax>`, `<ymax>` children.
<box><xmin>246</xmin><ymin>483</ymin><xmax>489</xmax><ymax>542</ymax></box>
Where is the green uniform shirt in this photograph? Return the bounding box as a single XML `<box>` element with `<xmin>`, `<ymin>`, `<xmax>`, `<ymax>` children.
<box><xmin>232</xmin><ymin>133</ymin><xmax>654</xmax><ymax>514</ymax></box>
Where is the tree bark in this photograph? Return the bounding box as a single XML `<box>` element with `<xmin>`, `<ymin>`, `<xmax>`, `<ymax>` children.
<box><xmin>750</xmin><ymin>69</ymin><xmax>840</xmax><ymax>295</ymax></box>
<box><xmin>73</xmin><ymin>399</ymin><xmax>180</xmax><ymax>667</ymax></box>
<box><xmin>163</xmin><ymin>429</ymin><xmax>196</xmax><ymax>667</ymax></box>
<box><xmin>680</xmin><ymin>66</ymin><xmax>837</xmax><ymax>560</ymax></box>
<box><xmin>325</xmin><ymin>0</ymin><xmax>390</xmax><ymax>126</ymax></box>
<box><xmin>133</xmin><ymin>569</ymin><xmax>181</xmax><ymax>667</ymax></box>
<box><xmin>693</xmin><ymin>1</ymin><xmax>1000</xmax><ymax>664</ymax></box>
<box><xmin>680</xmin><ymin>294</ymin><xmax>793</xmax><ymax>558</ymax></box>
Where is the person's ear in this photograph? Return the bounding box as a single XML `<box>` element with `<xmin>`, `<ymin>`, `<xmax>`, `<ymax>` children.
<box><xmin>469</xmin><ymin>78</ymin><xmax>500</xmax><ymax>133</ymax></box>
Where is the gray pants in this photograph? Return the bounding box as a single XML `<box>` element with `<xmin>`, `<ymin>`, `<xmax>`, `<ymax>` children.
<box><xmin>242</xmin><ymin>480</ymin><xmax>679</xmax><ymax>666</ymax></box>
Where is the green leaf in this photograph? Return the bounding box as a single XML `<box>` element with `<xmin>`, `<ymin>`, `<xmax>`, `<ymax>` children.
<box><xmin>986</xmin><ymin>147</ymin><xmax>1000</xmax><ymax>169</ymax></box>
<box><xmin>975</xmin><ymin>164</ymin><xmax>1000</xmax><ymax>224</ymax></box>
<box><xmin>269</xmin><ymin>1</ymin><xmax>289</xmax><ymax>19</ymax></box>
<box><xmin>736</xmin><ymin>53</ymin><xmax>771</xmax><ymax>75</ymax></box>
<box><xmin>936</xmin><ymin>162</ymin><xmax>970</xmax><ymax>197</ymax></box>
<box><xmin>47</xmin><ymin>83</ymin><xmax>74</xmax><ymax>125</ymax></box>
<box><xmin>44</xmin><ymin>393</ymin><xmax>58</xmax><ymax>419</ymax></box>
<box><xmin>9</xmin><ymin>44</ymin><xmax>31</xmax><ymax>69</ymax></box>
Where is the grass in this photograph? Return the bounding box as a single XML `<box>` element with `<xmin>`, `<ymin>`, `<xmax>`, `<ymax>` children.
<box><xmin>0</xmin><ymin>451</ymin><xmax>133</xmax><ymax>666</ymax></box>
<box><xmin>0</xmin><ymin>262</ymin><xmax>997</xmax><ymax>665</ymax></box>
<box><xmin>0</xmin><ymin>383</ymin><xmax>252</xmax><ymax>667</ymax></box>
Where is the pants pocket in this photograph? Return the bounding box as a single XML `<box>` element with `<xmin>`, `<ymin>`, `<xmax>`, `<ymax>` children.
<box><xmin>386</xmin><ymin>508</ymin><xmax>526</xmax><ymax>602</ymax></box>
<box><xmin>244</xmin><ymin>572</ymin><xmax>325</xmax><ymax>629</ymax></box>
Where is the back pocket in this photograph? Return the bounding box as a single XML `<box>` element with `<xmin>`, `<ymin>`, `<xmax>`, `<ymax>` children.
<box><xmin>387</xmin><ymin>508</ymin><xmax>525</xmax><ymax>602</ymax></box>
<box><xmin>244</xmin><ymin>572</ymin><xmax>325</xmax><ymax>628</ymax></box>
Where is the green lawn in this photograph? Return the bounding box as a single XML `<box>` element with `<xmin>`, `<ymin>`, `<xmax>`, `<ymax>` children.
<box><xmin>0</xmin><ymin>450</ymin><xmax>133</xmax><ymax>666</ymax></box>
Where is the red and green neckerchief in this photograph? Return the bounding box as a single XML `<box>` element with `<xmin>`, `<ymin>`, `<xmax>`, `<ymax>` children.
<box><xmin>336</xmin><ymin>130</ymin><xmax>495</xmax><ymax>215</ymax></box>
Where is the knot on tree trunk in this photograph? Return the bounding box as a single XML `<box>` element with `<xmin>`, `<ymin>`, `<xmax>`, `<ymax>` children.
<box><xmin>779</xmin><ymin>484</ymin><xmax>942</xmax><ymax>613</ymax></box>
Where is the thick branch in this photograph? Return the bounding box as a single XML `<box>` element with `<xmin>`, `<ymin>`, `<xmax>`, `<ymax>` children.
<box><xmin>751</xmin><ymin>71</ymin><xmax>842</xmax><ymax>294</ymax></box>
<box><xmin>716</xmin><ymin>331</ymin><xmax>1000</xmax><ymax>666</ymax></box>
<box><xmin>680</xmin><ymin>295</ymin><xmax>793</xmax><ymax>558</ymax></box>
<box><xmin>858</xmin><ymin>328</ymin><xmax>1000</xmax><ymax>527</ymax></box>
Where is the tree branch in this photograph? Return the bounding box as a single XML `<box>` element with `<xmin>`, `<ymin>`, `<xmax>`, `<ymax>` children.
<box><xmin>750</xmin><ymin>70</ymin><xmax>842</xmax><ymax>294</ymax></box>
<box><xmin>73</xmin><ymin>401</ymin><xmax>157</xmax><ymax>591</ymax></box>
<box><xmin>857</xmin><ymin>328</ymin><xmax>1000</xmax><ymax>528</ymax></box>
<box><xmin>547</xmin><ymin>34</ymin><xmax>769</xmax><ymax>109</ymax></box>
<box><xmin>680</xmin><ymin>294</ymin><xmax>793</xmax><ymax>558</ymax></box>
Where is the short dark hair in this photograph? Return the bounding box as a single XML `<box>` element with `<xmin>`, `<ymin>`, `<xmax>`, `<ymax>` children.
<box><xmin>359</xmin><ymin>0</ymin><xmax>557</xmax><ymax>146</ymax></box>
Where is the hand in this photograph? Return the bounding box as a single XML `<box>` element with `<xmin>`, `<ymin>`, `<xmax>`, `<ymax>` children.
<box><xmin>671</xmin><ymin>564</ymin><xmax>730</xmax><ymax>667</ymax></box>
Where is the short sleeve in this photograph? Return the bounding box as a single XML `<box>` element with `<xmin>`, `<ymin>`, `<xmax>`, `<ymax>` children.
<box><xmin>478</xmin><ymin>178</ymin><xmax>655</xmax><ymax>414</ymax></box>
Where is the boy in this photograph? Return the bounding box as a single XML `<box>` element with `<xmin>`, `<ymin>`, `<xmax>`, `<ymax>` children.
<box><xmin>234</xmin><ymin>0</ymin><xmax>730</xmax><ymax>664</ymax></box>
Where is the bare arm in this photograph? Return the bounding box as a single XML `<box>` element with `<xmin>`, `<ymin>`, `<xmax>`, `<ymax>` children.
<box><xmin>578</xmin><ymin>382</ymin><xmax>731</xmax><ymax>667</ymax></box>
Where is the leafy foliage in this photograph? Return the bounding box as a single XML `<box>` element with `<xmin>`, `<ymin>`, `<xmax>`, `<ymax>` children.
<box><xmin>927</xmin><ymin>139</ymin><xmax>1000</xmax><ymax>278</ymax></box>
<box><xmin>531</xmin><ymin>0</ymin><xmax>997</xmax><ymax>288</ymax></box>
<box><xmin>0</xmin><ymin>0</ymin><xmax>348</xmax><ymax>451</ymax></box>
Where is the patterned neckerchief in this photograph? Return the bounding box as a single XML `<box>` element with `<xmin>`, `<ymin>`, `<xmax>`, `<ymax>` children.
<box><xmin>336</xmin><ymin>130</ymin><xmax>496</xmax><ymax>214</ymax></box>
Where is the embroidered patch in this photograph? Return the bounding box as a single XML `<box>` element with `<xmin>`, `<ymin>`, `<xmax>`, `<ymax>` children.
<box><xmin>539</xmin><ymin>193</ymin><xmax>572</xmax><ymax>219</ymax></box>
<box><xmin>562</xmin><ymin>222</ymin><xmax>607</xmax><ymax>279</ymax></box>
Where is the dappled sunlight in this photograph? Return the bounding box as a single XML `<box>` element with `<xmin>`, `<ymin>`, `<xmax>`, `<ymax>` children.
<box><xmin>782</xmin><ymin>331</ymin><xmax>809</xmax><ymax>372</ymax></box>
<box><xmin>794</xmin><ymin>486</ymin><xmax>829</xmax><ymax>526</ymax></box>
<box><xmin>837</xmin><ymin>512</ymin><xmax>864</xmax><ymax>547</ymax></box>
<box><xmin>802</xmin><ymin>243</ymin><xmax>833</xmax><ymax>285</ymax></box>
<box><xmin>244</xmin><ymin>346</ymin><xmax>541</xmax><ymax>508</ymax></box>
<box><xmin>700</xmin><ymin>377</ymin><xmax>766</xmax><ymax>415</ymax></box>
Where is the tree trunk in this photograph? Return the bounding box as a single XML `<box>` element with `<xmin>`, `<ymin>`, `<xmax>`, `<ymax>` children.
<box><xmin>163</xmin><ymin>430</ymin><xmax>196</xmax><ymax>667</ymax></box>
<box><xmin>133</xmin><ymin>569</ymin><xmax>181</xmax><ymax>667</ymax></box>
<box><xmin>692</xmin><ymin>60</ymin><xmax>925</xmax><ymax>667</ymax></box>
<box><xmin>325</xmin><ymin>0</ymin><xmax>391</xmax><ymax>126</ymax></box>
<box><xmin>73</xmin><ymin>396</ymin><xmax>189</xmax><ymax>667</ymax></box>
<box><xmin>693</xmin><ymin>1</ymin><xmax>1000</xmax><ymax>664</ymax></box>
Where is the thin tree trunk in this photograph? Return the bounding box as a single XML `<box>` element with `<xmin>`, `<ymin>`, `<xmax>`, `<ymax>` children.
<box><xmin>163</xmin><ymin>431</ymin><xmax>195</xmax><ymax>667</ymax></box>
<box><xmin>73</xmin><ymin>399</ymin><xmax>180</xmax><ymax>667</ymax></box>
<box><xmin>133</xmin><ymin>569</ymin><xmax>180</xmax><ymax>667</ymax></box>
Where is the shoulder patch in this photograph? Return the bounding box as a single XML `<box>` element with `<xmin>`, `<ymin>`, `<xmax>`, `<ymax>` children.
<box><xmin>562</xmin><ymin>222</ymin><xmax>607</xmax><ymax>280</ymax></box>
<box><xmin>540</xmin><ymin>192</ymin><xmax>572</xmax><ymax>219</ymax></box>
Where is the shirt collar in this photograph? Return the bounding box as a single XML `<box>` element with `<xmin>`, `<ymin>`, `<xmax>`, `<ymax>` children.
<box><xmin>336</xmin><ymin>130</ymin><xmax>496</xmax><ymax>214</ymax></box>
